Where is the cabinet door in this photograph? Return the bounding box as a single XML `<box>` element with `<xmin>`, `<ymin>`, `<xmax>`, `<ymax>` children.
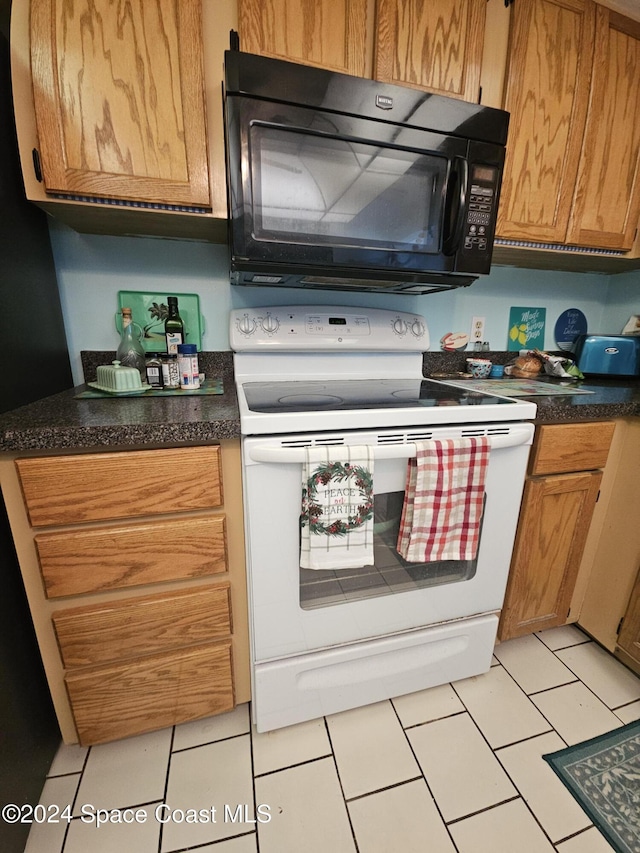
<box><xmin>30</xmin><ymin>0</ymin><xmax>211</xmax><ymax>207</ymax></box>
<box><xmin>496</xmin><ymin>0</ymin><xmax>595</xmax><ymax>243</ymax></box>
<box><xmin>617</xmin><ymin>567</ymin><xmax>640</xmax><ymax>672</ymax></box>
<box><xmin>374</xmin><ymin>0</ymin><xmax>486</xmax><ymax>101</ymax></box>
<box><xmin>566</xmin><ymin>8</ymin><xmax>640</xmax><ymax>250</ymax></box>
<box><xmin>238</xmin><ymin>0</ymin><xmax>374</xmax><ymax>77</ymax></box>
<box><xmin>499</xmin><ymin>470</ymin><xmax>602</xmax><ymax>640</ymax></box>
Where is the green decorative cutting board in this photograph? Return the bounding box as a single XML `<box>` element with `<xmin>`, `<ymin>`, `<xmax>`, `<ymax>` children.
<box><xmin>76</xmin><ymin>379</ymin><xmax>223</xmax><ymax>399</ymax></box>
<box><xmin>117</xmin><ymin>291</ymin><xmax>204</xmax><ymax>353</ymax></box>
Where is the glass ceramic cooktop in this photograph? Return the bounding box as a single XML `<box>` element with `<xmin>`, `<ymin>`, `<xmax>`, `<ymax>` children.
<box><xmin>241</xmin><ymin>378</ymin><xmax>517</xmax><ymax>413</ymax></box>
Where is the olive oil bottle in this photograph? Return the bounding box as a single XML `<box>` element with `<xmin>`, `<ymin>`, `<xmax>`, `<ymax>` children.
<box><xmin>165</xmin><ymin>296</ymin><xmax>185</xmax><ymax>354</ymax></box>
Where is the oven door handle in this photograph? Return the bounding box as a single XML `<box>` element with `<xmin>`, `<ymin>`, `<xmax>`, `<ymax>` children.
<box><xmin>247</xmin><ymin>427</ymin><xmax>533</xmax><ymax>463</ymax></box>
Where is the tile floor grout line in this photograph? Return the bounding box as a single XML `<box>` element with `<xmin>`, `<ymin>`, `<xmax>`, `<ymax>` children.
<box><xmin>447</xmin><ymin>659</ymin><xmax>578</xmax><ymax>848</ymax></box>
<box><xmin>342</xmin><ymin>774</ymin><xmax>424</xmax><ymax>804</ymax></box>
<box><xmin>252</xmin><ymin>751</ymin><xmax>331</xmax><ymax>780</ymax></box>
<box><xmin>171</xmin><ymin>729</ymin><xmax>249</xmax><ymax>755</ymax></box>
<box><xmin>59</xmin><ymin>742</ymin><xmax>90</xmax><ymax>853</ymax></box>
<box><xmin>525</xmin><ymin>677</ymin><xmax>580</xmax><ymax>698</ymax></box>
<box><xmin>164</xmin><ymin>830</ymin><xmax>258</xmax><ymax>853</ymax></box>
<box><xmin>551</xmin><ymin>823</ymin><xmax>600</xmax><ymax>847</ymax></box>
<box><xmin>611</xmin><ymin>695</ymin><xmax>640</xmax><ymax>712</ymax></box>
<box><xmin>46</xmin><ymin>770</ymin><xmax>87</xmax><ymax>781</ymax></box>
<box><xmin>388</xmin><ymin>695</ymin><xmax>461</xmax><ymax>853</ymax></box>
<box><xmin>492</xmin><ymin>728</ymin><xmax>566</xmax><ymax>755</ymax></box>
<box><xmin>548</xmin><ymin>639</ymin><xmax>640</xmax><ymax>714</ymax></box>
<box><xmin>443</xmin><ymin>793</ymin><xmax>522</xmax><ymax>826</ymax></box>
<box><xmin>488</xmin><ymin>731</ymin><xmax>580</xmax><ymax>851</ymax></box>
<box><xmin>321</xmin><ymin>714</ymin><xmax>361</xmax><ymax>853</ymax></box>
<box><xmin>532</xmin><ymin>627</ymin><xmax>591</xmax><ymax>654</ymax></box>
<box><xmin>449</xmin><ymin>662</ymin><xmax>556</xmax><ymax>752</ymax></box>
<box><xmin>157</xmin><ymin>724</ymin><xmax>177</xmax><ymax>853</ymax></box>
<box><xmin>452</xmin><ymin>659</ymin><xmax>572</xmax><ymax>752</ymax></box>
<box><xmin>247</xmin><ymin>717</ymin><xmax>261</xmax><ymax>853</ymax></box>
<box><xmin>401</xmin><ymin>707</ymin><xmax>467</xmax><ymax>731</ymax></box>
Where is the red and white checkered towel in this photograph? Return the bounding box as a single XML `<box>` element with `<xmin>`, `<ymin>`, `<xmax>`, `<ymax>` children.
<box><xmin>396</xmin><ymin>437</ymin><xmax>490</xmax><ymax>563</ymax></box>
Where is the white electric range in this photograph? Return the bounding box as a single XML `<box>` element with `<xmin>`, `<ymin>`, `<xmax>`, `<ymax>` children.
<box><xmin>231</xmin><ymin>306</ymin><xmax>536</xmax><ymax>731</ymax></box>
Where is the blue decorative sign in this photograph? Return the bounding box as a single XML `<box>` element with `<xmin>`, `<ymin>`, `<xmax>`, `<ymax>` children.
<box><xmin>554</xmin><ymin>308</ymin><xmax>587</xmax><ymax>350</ymax></box>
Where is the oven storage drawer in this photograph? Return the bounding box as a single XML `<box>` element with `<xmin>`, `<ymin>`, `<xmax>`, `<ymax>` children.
<box><xmin>252</xmin><ymin>614</ymin><xmax>498</xmax><ymax>732</ymax></box>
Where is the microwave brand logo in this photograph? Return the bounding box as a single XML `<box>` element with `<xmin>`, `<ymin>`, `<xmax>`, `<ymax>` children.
<box><xmin>375</xmin><ymin>94</ymin><xmax>393</xmax><ymax>110</ymax></box>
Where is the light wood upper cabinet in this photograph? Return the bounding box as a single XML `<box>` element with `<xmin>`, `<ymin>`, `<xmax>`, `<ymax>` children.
<box><xmin>238</xmin><ymin>0</ymin><xmax>375</xmax><ymax>77</ymax></box>
<box><xmin>374</xmin><ymin>0</ymin><xmax>486</xmax><ymax>101</ymax></box>
<box><xmin>28</xmin><ymin>0</ymin><xmax>211</xmax><ymax>208</ymax></box>
<box><xmin>497</xmin><ymin>0</ymin><xmax>640</xmax><ymax>253</ymax></box>
<box><xmin>497</xmin><ymin>0</ymin><xmax>596</xmax><ymax>243</ymax></box>
<box><xmin>566</xmin><ymin>7</ymin><xmax>640</xmax><ymax>250</ymax></box>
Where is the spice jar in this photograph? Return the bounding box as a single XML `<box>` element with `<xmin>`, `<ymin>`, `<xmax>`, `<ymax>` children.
<box><xmin>161</xmin><ymin>354</ymin><xmax>180</xmax><ymax>388</ymax></box>
<box><xmin>177</xmin><ymin>344</ymin><xmax>200</xmax><ymax>389</ymax></box>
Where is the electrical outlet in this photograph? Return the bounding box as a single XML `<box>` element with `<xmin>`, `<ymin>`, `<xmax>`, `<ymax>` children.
<box><xmin>471</xmin><ymin>316</ymin><xmax>485</xmax><ymax>343</ymax></box>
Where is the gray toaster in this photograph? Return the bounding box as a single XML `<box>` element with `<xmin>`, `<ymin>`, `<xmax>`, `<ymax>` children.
<box><xmin>572</xmin><ymin>334</ymin><xmax>640</xmax><ymax>376</ymax></box>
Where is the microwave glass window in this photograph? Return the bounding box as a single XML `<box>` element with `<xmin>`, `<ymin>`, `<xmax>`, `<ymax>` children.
<box><xmin>299</xmin><ymin>490</ymin><xmax>481</xmax><ymax>610</ymax></box>
<box><xmin>250</xmin><ymin>126</ymin><xmax>448</xmax><ymax>252</ymax></box>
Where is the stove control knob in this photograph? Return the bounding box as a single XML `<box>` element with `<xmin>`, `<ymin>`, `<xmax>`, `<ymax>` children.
<box><xmin>410</xmin><ymin>320</ymin><xmax>425</xmax><ymax>337</ymax></box>
<box><xmin>392</xmin><ymin>318</ymin><xmax>407</xmax><ymax>336</ymax></box>
<box><xmin>237</xmin><ymin>315</ymin><xmax>257</xmax><ymax>335</ymax></box>
<box><xmin>261</xmin><ymin>315</ymin><xmax>280</xmax><ymax>334</ymax></box>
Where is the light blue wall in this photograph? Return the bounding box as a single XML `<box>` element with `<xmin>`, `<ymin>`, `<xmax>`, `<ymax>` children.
<box><xmin>49</xmin><ymin>221</ymin><xmax>640</xmax><ymax>385</ymax></box>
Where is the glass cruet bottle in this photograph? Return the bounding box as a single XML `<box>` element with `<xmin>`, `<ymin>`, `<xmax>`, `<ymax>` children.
<box><xmin>116</xmin><ymin>307</ymin><xmax>146</xmax><ymax>379</ymax></box>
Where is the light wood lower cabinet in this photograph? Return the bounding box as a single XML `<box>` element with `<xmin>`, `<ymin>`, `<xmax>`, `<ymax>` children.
<box><xmin>66</xmin><ymin>643</ymin><xmax>234</xmax><ymax>746</ymax></box>
<box><xmin>35</xmin><ymin>515</ymin><xmax>227</xmax><ymax>598</ymax></box>
<box><xmin>53</xmin><ymin>585</ymin><xmax>232</xmax><ymax>668</ymax></box>
<box><xmin>56</xmin><ymin>587</ymin><xmax>234</xmax><ymax>745</ymax></box>
<box><xmin>617</xmin><ymin>567</ymin><xmax>640</xmax><ymax>674</ymax></box>
<box><xmin>576</xmin><ymin>418</ymin><xmax>640</xmax><ymax>665</ymax></box>
<box><xmin>0</xmin><ymin>440</ymin><xmax>249</xmax><ymax>745</ymax></box>
<box><xmin>498</xmin><ymin>421</ymin><xmax>615</xmax><ymax>641</ymax></box>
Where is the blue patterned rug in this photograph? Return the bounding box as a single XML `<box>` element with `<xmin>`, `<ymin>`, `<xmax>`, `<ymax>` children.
<box><xmin>544</xmin><ymin>720</ymin><xmax>640</xmax><ymax>853</ymax></box>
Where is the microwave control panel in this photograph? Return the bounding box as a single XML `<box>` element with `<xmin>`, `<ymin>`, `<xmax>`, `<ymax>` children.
<box><xmin>462</xmin><ymin>164</ymin><xmax>499</xmax><ymax>255</ymax></box>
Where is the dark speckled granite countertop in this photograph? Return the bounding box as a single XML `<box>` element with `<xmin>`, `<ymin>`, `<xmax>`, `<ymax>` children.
<box><xmin>0</xmin><ymin>350</ymin><xmax>638</xmax><ymax>453</ymax></box>
<box><xmin>421</xmin><ymin>352</ymin><xmax>640</xmax><ymax>425</ymax></box>
<box><xmin>0</xmin><ymin>352</ymin><xmax>240</xmax><ymax>452</ymax></box>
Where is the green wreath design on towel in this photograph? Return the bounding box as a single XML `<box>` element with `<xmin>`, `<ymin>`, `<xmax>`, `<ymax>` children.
<box><xmin>302</xmin><ymin>462</ymin><xmax>374</xmax><ymax>537</ymax></box>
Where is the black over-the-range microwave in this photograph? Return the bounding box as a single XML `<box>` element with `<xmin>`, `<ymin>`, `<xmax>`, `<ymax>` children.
<box><xmin>223</xmin><ymin>49</ymin><xmax>510</xmax><ymax>295</ymax></box>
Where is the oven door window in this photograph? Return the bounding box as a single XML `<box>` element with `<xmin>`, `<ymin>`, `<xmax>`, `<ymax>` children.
<box><xmin>249</xmin><ymin>125</ymin><xmax>448</xmax><ymax>253</ymax></box>
<box><xmin>300</xmin><ymin>490</ymin><xmax>483</xmax><ymax>610</ymax></box>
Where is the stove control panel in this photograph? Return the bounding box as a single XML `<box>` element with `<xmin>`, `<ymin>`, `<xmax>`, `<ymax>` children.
<box><xmin>230</xmin><ymin>306</ymin><xmax>430</xmax><ymax>352</ymax></box>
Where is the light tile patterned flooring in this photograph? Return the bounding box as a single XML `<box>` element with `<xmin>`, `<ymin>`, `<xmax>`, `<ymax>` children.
<box><xmin>26</xmin><ymin>625</ymin><xmax>640</xmax><ymax>853</ymax></box>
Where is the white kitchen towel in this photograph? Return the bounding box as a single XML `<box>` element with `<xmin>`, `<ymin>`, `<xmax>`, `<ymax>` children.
<box><xmin>300</xmin><ymin>445</ymin><xmax>374</xmax><ymax>570</ymax></box>
<box><xmin>397</xmin><ymin>437</ymin><xmax>490</xmax><ymax>562</ymax></box>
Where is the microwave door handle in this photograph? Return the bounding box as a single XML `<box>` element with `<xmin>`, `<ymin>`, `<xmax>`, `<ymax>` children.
<box><xmin>247</xmin><ymin>428</ymin><xmax>533</xmax><ymax>464</ymax></box>
<box><xmin>442</xmin><ymin>156</ymin><xmax>469</xmax><ymax>255</ymax></box>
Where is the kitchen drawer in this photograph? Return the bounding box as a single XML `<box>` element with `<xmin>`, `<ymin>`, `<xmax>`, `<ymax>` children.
<box><xmin>35</xmin><ymin>514</ymin><xmax>226</xmax><ymax>598</ymax></box>
<box><xmin>53</xmin><ymin>584</ymin><xmax>231</xmax><ymax>667</ymax></box>
<box><xmin>66</xmin><ymin>642</ymin><xmax>234</xmax><ymax>745</ymax></box>
<box><xmin>16</xmin><ymin>446</ymin><xmax>222</xmax><ymax>526</ymax></box>
<box><xmin>529</xmin><ymin>422</ymin><xmax>615</xmax><ymax>475</ymax></box>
